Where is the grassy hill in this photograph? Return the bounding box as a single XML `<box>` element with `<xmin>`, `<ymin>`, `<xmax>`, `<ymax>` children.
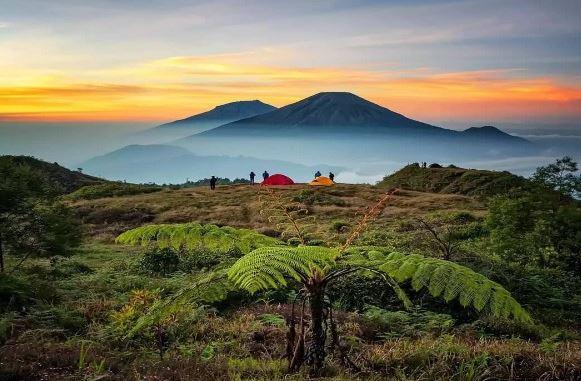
<box><xmin>0</xmin><ymin>155</ymin><xmax>104</xmax><ymax>193</ymax></box>
<box><xmin>377</xmin><ymin>164</ymin><xmax>530</xmax><ymax>197</ymax></box>
<box><xmin>2</xmin><ymin>160</ymin><xmax>580</xmax><ymax>380</ymax></box>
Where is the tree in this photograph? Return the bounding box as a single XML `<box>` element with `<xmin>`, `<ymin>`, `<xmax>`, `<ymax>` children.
<box><xmin>118</xmin><ymin>192</ymin><xmax>531</xmax><ymax>374</ymax></box>
<box><xmin>0</xmin><ymin>157</ymin><xmax>82</xmax><ymax>271</ymax></box>
<box><xmin>532</xmin><ymin>156</ymin><xmax>581</xmax><ymax>197</ymax></box>
<box><xmin>487</xmin><ymin>192</ymin><xmax>581</xmax><ymax>275</ymax></box>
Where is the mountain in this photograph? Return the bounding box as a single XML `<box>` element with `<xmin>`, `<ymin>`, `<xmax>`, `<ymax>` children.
<box><xmin>132</xmin><ymin>100</ymin><xmax>277</xmax><ymax>144</ymax></box>
<box><xmin>158</xmin><ymin>100</ymin><xmax>276</xmax><ymax>130</ymax></box>
<box><xmin>172</xmin><ymin>92</ymin><xmax>535</xmax><ymax>168</ymax></box>
<box><xmin>1</xmin><ymin>155</ymin><xmax>104</xmax><ymax>193</ymax></box>
<box><xmin>462</xmin><ymin>126</ymin><xmax>528</xmax><ymax>143</ymax></box>
<box><xmin>80</xmin><ymin>144</ymin><xmax>342</xmax><ymax>184</ymax></box>
<box><xmin>195</xmin><ymin>92</ymin><xmax>447</xmax><ymax>137</ymax></box>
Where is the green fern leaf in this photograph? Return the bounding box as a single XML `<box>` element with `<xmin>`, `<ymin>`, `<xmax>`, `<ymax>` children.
<box><xmin>377</xmin><ymin>252</ymin><xmax>532</xmax><ymax>324</ymax></box>
<box><xmin>228</xmin><ymin>246</ymin><xmax>338</xmax><ymax>293</ymax></box>
<box><xmin>116</xmin><ymin>223</ymin><xmax>282</xmax><ymax>254</ymax></box>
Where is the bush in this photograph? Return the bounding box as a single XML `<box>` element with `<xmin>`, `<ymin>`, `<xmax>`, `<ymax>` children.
<box><xmin>139</xmin><ymin>247</ymin><xmax>181</xmax><ymax>275</ymax></box>
<box><xmin>330</xmin><ymin>220</ymin><xmax>350</xmax><ymax>233</ymax></box>
<box><xmin>65</xmin><ymin>182</ymin><xmax>161</xmax><ymax>200</ymax></box>
<box><xmin>428</xmin><ymin>163</ymin><xmax>443</xmax><ymax>168</ymax></box>
<box><xmin>179</xmin><ymin>246</ymin><xmax>242</xmax><ymax>272</ymax></box>
<box><xmin>364</xmin><ymin>306</ymin><xmax>455</xmax><ymax>338</ymax></box>
<box><xmin>0</xmin><ymin>274</ymin><xmax>32</xmax><ymax>312</ymax></box>
<box><xmin>293</xmin><ymin>189</ymin><xmax>346</xmax><ymax>206</ymax></box>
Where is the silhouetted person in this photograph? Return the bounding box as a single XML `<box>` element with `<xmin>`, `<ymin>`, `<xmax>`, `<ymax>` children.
<box><xmin>329</xmin><ymin>172</ymin><xmax>335</xmax><ymax>182</ymax></box>
<box><xmin>315</xmin><ymin>171</ymin><xmax>322</xmax><ymax>178</ymax></box>
<box><xmin>249</xmin><ymin>171</ymin><xmax>256</xmax><ymax>185</ymax></box>
<box><xmin>422</xmin><ymin>162</ymin><xmax>427</xmax><ymax>168</ymax></box>
<box><xmin>210</xmin><ymin>176</ymin><xmax>217</xmax><ymax>190</ymax></box>
<box><xmin>262</xmin><ymin>171</ymin><xmax>269</xmax><ymax>180</ymax></box>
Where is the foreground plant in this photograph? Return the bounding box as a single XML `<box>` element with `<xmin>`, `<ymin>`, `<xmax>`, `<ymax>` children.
<box><xmin>117</xmin><ymin>189</ymin><xmax>531</xmax><ymax>375</ymax></box>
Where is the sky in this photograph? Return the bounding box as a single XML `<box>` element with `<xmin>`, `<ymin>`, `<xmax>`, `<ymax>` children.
<box><xmin>1</xmin><ymin>0</ymin><xmax>581</xmax><ymax>129</ymax></box>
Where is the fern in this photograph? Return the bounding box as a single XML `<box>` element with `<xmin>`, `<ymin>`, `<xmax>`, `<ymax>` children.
<box><xmin>376</xmin><ymin>252</ymin><xmax>532</xmax><ymax>323</ymax></box>
<box><xmin>228</xmin><ymin>246</ymin><xmax>338</xmax><ymax>293</ymax></box>
<box><xmin>116</xmin><ymin>223</ymin><xmax>282</xmax><ymax>254</ymax></box>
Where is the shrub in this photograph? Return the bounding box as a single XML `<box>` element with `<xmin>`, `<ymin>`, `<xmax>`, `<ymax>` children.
<box><xmin>330</xmin><ymin>220</ymin><xmax>350</xmax><ymax>233</ymax></box>
<box><xmin>364</xmin><ymin>306</ymin><xmax>455</xmax><ymax>338</ymax></box>
<box><xmin>292</xmin><ymin>189</ymin><xmax>347</xmax><ymax>206</ymax></box>
<box><xmin>0</xmin><ymin>274</ymin><xmax>32</xmax><ymax>311</ymax></box>
<box><xmin>65</xmin><ymin>182</ymin><xmax>161</xmax><ymax>200</ymax></box>
<box><xmin>139</xmin><ymin>247</ymin><xmax>181</xmax><ymax>276</ymax></box>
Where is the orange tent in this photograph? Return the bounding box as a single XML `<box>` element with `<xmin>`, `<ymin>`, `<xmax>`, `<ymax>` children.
<box><xmin>261</xmin><ymin>173</ymin><xmax>295</xmax><ymax>186</ymax></box>
<box><xmin>309</xmin><ymin>176</ymin><xmax>334</xmax><ymax>186</ymax></box>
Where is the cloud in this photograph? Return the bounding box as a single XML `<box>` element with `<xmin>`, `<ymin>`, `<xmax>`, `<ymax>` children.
<box><xmin>1</xmin><ymin>53</ymin><xmax>581</xmax><ymax>123</ymax></box>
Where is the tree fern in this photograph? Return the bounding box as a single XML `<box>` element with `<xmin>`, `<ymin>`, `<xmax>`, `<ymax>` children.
<box><xmin>228</xmin><ymin>246</ymin><xmax>338</xmax><ymax>293</ymax></box>
<box><xmin>375</xmin><ymin>252</ymin><xmax>532</xmax><ymax>323</ymax></box>
<box><xmin>116</xmin><ymin>223</ymin><xmax>282</xmax><ymax>254</ymax></box>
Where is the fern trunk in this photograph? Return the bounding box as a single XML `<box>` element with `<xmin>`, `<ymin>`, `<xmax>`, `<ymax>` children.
<box><xmin>307</xmin><ymin>284</ymin><xmax>326</xmax><ymax>373</ymax></box>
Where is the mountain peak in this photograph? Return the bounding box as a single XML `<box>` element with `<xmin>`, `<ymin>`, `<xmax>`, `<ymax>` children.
<box><xmin>464</xmin><ymin>125</ymin><xmax>504</xmax><ymax>134</ymax></box>
<box><xmin>212</xmin><ymin>99</ymin><xmax>269</xmax><ymax>111</ymax></box>
<box><xmin>196</xmin><ymin>91</ymin><xmax>443</xmax><ymax>135</ymax></box>
<box><xmin>153</xmin><ymin>100</ymin><xmax>276</xmax><ymax>131</ymax></box>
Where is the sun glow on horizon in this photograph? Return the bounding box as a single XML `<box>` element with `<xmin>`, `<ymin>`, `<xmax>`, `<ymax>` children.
<box><xmin>1</xmin><ymin>55</ymin><xmax>580</xmax><ymax>124</ymax></box>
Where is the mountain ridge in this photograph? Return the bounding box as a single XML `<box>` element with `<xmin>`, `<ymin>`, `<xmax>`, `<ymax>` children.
<box><xmin>157</xmin><ymin>100</ymin><xmax>276</xmax><ymax>130</ymax></box>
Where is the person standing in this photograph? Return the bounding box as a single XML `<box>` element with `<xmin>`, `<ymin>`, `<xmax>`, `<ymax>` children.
<box><xmin>210</xmin><ymin>176</ymin><xmax>217</xmax><ymax>190</ymax></box>
<box><xmin>262</xmin><ymin>171</ymin><xmax>269</xmax><ymax>181</ymax></box>
<box><xmin>249</xmin><ymin>171</ymin><xmax>256</xmax><ymax>185</ymax></box>
<box><xmin>329</xmin><ymin>172</ymin><xmax>335</xmax><ymax>182</ymax></box>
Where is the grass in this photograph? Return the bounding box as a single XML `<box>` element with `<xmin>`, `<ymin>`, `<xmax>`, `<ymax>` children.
<box><xmin>68</xmin><ymin>183</ymin><xmax>484</xmax><ymax>242</ymax></box>
<box><xmin>377</xmin><ymin>164</ymin><xmax>530</xmax><ymax>197</ymax></box>
<box><xmin>1</xmin><ymin>183</ymin><xmax>579</xmax><ymax>380</ymax></box>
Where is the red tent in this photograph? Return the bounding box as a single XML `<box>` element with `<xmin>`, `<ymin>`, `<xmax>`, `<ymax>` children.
<box><xmin>261</xmin><ymin>173</ymin><xmax>295</xmax><ymax>186</ymax></box>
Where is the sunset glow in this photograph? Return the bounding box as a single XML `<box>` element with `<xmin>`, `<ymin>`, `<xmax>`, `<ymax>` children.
<box><xmin>1</xmin><ymin>0</ymin><xmax>581</xmax><ymax>125</ymax></box>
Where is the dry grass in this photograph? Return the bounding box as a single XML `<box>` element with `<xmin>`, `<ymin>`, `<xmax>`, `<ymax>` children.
<box><xmin>69</xmin><ymin>184</ymin><xmax>485</xmax><ymax>241</ymax></box>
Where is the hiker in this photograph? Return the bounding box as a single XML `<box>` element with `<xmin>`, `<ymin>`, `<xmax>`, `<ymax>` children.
<box><xmin>249</xmin><ymin>171</ymin><xmax>256</xmax><ymax>185</ymax></box>
<box><xmin>262</xmin><ymin>171</ymin><xmax>269</xmax><ymax>180</ymax></box>
<box><xmin>315</xmin><ymin>170</ymin><xmax>322</xmax><ymax>178</ymax></box>
<box><xmin>210</xmin><ymin>176</ymin><xmax>217</xmax><ymax>190</ymax></box>
<box><xmin>329</xmin><ymin>172</ymin><xmax>335</xmax><ymax>182</ymax></box>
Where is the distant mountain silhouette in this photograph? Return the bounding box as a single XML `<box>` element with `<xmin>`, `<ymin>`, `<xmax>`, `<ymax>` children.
<box><xmin>80</xmin><ymin>144</ymin><xmax>341</xmax><ymax>184</ymax></box>
<box><xmin>173</xmin><ymin>92</ymin><xmax>534</xmax><ymax>166</ymax></box>
<box><xmin>195</xmin><ymin>92</ymin><xmax>446</xmax><ymax>136</ymax></box>
<box><xmin>182</xmin><ymin>93</ymin><xmax>530</xmax><ymax>148</ymax></box>
<box><xmin>133</xmin><ymin>100</ymin><xmax>277</xmax><ymax>144</ymax></box>
<box><xmin>462</xmin><ymin>126</ymin><xmax>528</xmax><ymax>143</ymax></box>
<box><xmin>157</xmin><ymin>100</ymin><xmax>276</xmax><ymax>130</ymax></box>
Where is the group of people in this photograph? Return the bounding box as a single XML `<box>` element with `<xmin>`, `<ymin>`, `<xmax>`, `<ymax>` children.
<box><xmin>209</xmin><ymin>170</ymin><xmax>336</xmax><ymax>190</ymax></box>
<box><xmin>248</xmin><ymin>171</ymin><xmax>270</xmax><ymax>185</ymax></box>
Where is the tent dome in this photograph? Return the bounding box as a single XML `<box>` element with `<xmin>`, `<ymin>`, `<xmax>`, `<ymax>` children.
<box><xmin>261</xmin><ymin>173</ymin><xmax>295</xmax><ymax>186</ymax></box>
<box><xmin>309</xmin><ymin>176</ymin><xmax>335</xmax><ymax>186</ymax></box>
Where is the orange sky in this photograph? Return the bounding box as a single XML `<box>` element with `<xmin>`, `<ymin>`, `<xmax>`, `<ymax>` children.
<box><xmin>1</xmin><ymin>55</ymin><xmax>580</xmax><ymax>124</ymax></box>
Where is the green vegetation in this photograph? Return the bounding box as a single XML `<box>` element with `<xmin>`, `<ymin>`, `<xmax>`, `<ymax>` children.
<box><xmin>0</xmin><ymin>155</ymin><xmax>82</xmax><ymax>272</ymax></box>
<box><xmin>0</xmin><ymin>155</ymin><xmax>580</xmax><ymax>380</ymax></box>
<box><xmin>65</xmin><ymin>182</ymin><xmax>162</xmax><ymax>200</ymax></box>
<box><xmin>378</xmin><ymin>163</ymin><xmax>530</xmax><ymax>197</ymax></box>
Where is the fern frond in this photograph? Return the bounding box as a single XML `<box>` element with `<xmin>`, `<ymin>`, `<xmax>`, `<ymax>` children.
<box><xmin>228</xmin><ymin>246</ymin><xmax>338</xmax><ymax>293</ymax></box>
<box><xmin>115</xmin><ymin>223</ymin><xmax>282</xmax><ymax>254</ymax></box>
<box><xmin>378</xmin><ymin>252</ymin><xmax>532</xmax><ymax>323</ymax></box>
